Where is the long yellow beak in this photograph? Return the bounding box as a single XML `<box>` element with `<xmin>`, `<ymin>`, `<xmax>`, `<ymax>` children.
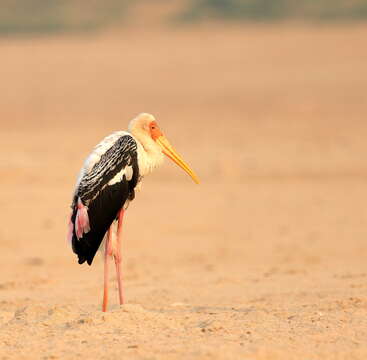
<box><xmin>156</xmin><ymin>136</ymin><xmax>200</xmax><ymax>184</ymax></box>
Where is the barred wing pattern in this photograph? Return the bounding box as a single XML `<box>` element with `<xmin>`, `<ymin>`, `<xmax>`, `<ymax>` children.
<box><xmin>70</xmin><ymin>134</ymin><xmax>139</xmax><ymax>265</ymax></box>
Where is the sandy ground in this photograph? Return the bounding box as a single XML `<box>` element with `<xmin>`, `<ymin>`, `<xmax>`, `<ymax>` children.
<box><xmin>1</xmin><ymin>23</ymin><xmax>367</xmax><ymax>359</ymax></box>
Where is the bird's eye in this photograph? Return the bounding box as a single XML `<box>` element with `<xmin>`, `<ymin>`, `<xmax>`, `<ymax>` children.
<box><xmin>151</xmin><ymin>126</ymin><xmax>155</xmax><ymax>130</ymax></box>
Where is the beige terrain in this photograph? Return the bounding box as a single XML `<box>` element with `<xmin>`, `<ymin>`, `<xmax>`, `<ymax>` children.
<box><xmin>0</xmin><ymin>23</ymin><xmax>367</xmax><ymax>359</ymax></box>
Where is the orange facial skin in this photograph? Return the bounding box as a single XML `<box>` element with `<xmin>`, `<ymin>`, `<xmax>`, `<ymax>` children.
<box><xmin>149</xmin><ymin>121</ymin><xmax>163</xmax><ymax>141</ymax></box>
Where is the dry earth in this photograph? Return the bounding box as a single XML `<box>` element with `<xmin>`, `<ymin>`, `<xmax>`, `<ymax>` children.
<box><xmin>0</xmin><ymin>23</ymin><xmax>367</xmax><ymax>359</ymax></box>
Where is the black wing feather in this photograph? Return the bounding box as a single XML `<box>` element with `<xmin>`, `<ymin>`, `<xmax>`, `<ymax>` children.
<box><xmin>71</xmin><ymin>135</ymin><xmax>138</xmax><ymax>265</ymax></box>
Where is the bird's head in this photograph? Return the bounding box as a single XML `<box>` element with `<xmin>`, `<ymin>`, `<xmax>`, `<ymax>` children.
<box><xmin>129</xmin><ymin>113</ymin><xmax>199</xmax><ymax>184</ymax></box>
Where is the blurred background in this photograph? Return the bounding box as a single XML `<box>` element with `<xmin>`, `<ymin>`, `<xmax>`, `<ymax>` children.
<box><xmin>2</xmin><ymin>0</ymin><xmax>367</xmax><ymax>178</ymax></box>
<box><xmin>1</xmin><ymin>2</ymin><xmax>367</xmax><ymax>358</ymax></box>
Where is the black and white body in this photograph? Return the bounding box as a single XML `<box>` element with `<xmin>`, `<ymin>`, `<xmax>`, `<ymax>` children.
<box><xmin>68</xmin><ymin>113</ymin><xmax>199</xmax><ymax>311</ymax></box>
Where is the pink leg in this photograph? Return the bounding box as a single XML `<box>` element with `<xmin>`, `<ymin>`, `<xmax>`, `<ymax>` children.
<box><xmin>102</xmin><ymin>227</ymin><xmax>113</xmax><ymax>312</ymax></box>
<box><xmin>114</xmin><ymin>209</ymin><xmax>125</xmax><ymax>305</ymax></box>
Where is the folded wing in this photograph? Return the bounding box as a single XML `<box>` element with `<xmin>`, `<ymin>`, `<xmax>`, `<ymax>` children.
<box><xmin>69</xmin><ymin>134</ymin><xmax>139</xmax><ymax>265</ymax></box>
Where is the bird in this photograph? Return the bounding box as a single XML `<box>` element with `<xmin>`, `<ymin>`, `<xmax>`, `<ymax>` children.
<box><xmin>67</xmin><ymin>113</ymin><xmax>199</xmax><ymax>312</ymax></box>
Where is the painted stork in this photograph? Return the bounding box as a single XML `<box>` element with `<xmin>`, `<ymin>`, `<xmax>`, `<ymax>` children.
<box><xmin>68</xmin><ymin>113</ymin><xmax>199</xmax><ymax>311</ymax></box>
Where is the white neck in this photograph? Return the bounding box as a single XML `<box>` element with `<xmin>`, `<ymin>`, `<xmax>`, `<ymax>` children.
<box><xmin>129</xmin><ymin>130</ymin><xmax>164</xmax><ymax>177</ymax></box>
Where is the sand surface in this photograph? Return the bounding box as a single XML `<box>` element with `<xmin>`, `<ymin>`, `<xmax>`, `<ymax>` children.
<box><xmin>1</xmin><ymin>24</ymin><xmax>367</xmax><ymax>359</ymax></box>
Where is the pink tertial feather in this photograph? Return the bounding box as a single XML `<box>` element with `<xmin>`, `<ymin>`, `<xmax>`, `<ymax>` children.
<box><xmin>75</xmin><ymin>198</ymin><xmax>90</xmax><ymax>239</ymax></box>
